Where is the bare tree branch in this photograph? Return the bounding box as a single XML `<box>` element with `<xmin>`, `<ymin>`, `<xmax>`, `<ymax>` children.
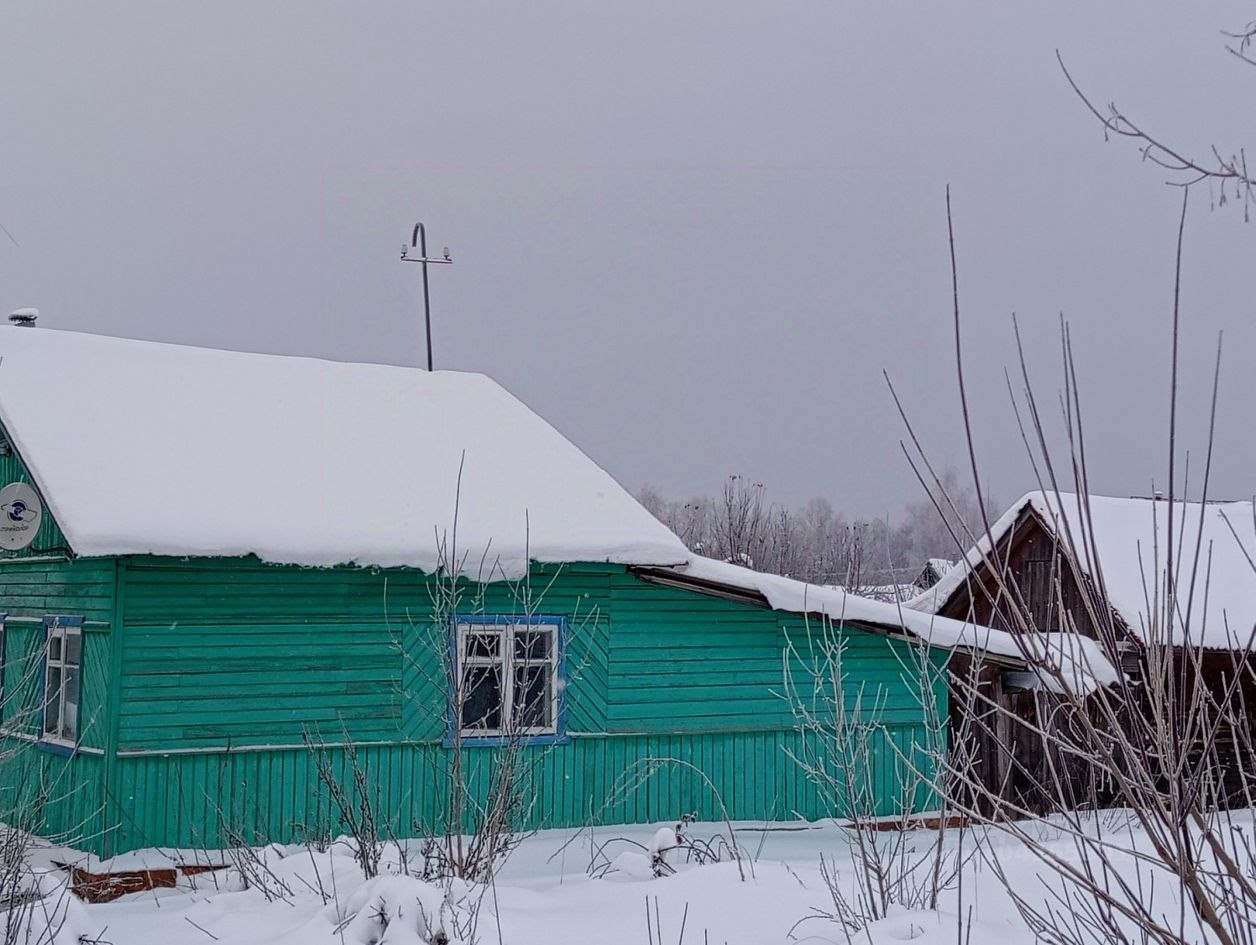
<box><xmin>1057</xmin><ymin>50</ymin><xmax>1254</xmax><ymax>220</ymax></box>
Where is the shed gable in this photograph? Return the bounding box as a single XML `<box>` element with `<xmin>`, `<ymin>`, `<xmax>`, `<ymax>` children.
<box><xmin>936</xmin><ymin>509</ymin><xmax>1118</xmax><ymax>640</ymax></box>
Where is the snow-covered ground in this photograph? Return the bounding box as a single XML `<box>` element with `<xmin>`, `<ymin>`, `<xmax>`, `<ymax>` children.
<box><xmin>9</xmin><ymin>812</ymin><xmax>1249</xmax><ymax>944</ymax></box>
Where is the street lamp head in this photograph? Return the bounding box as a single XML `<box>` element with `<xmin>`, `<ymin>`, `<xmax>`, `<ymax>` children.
<box><xmin>442</xmin><ymin>247</ymin><xmax>451</xmax><ymax>261</ymax></box>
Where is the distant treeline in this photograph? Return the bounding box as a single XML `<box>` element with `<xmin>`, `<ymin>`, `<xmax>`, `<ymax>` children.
<box><xmin>638</xmin><ymin>467</ymin><xmax>994</xmax><ymax>597</ymax></box>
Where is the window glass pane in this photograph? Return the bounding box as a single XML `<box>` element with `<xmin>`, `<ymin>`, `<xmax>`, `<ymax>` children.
<box><xmin>463</xmin><ymin>631</ymin><xmax>500</xmax><ymax>660</ymax></box>
<box><xmin>62</xmin><ymin>667</ymin><xmax>80</xmax><ymax>740</ymax></box>
<box><xmin>47</xmin><ymin>633</ymin><xmax>62</xmax><ymax>662</ymax></box>
<box><xmin>513</xmin><ymin>629</ymin><xmax>553</xmax><ymax>662</ymax></box>
<box><xmin>513</xmin><ymin>665</ymin><xmax>552</xmax><ymax>730</ymax></box>
<box><xmin>460</xmin><ymin>665</ymin><xmax>502</xmax><ymax>732</ymax></box>
<box><xmin>44</xmin><ymin>667</ymin><xmax>62</xmax><ymax>735</ymax></box>
<box><xmin>64</xmin><ymin>632</ymin><xmax>82</xmax><ymax>667</ymax></box>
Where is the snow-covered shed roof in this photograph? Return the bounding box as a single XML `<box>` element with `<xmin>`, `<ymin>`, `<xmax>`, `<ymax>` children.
<box><xmin>0</xmin><ymin>327</ymin><xmax>689</xmax><ymax>577</ymax></box>
<box><xmin>908</xmin><ymin>491</ymin><xmax>1256</xmax><ymax>650</ymax></box>
<box><xmin>651</xmin><ymin>556</ymin><xmax>1119</xmax><ymax>693</ymax></box>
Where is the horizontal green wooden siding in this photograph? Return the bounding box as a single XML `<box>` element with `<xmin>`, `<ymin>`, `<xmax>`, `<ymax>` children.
<box><xmin>93</xmin><ymin>556</ymin><xmax>947</xmax><ymax>855</ymax></box>
<box><xmin>115</xmin><ymin>558</ymin><xmax>936</xmax><ymax>747</ymax></box>
<box><xmin>117</xmin><ymin>558</ymin><xmax>611</xmax><ymax>751</ymax></box>
<box><xmin>0</xmin><ymin>559</ymin><xmax>115</xmax><ymax>625</ymax></box>
<box><xmin>605</xmin><ymin>570</ymin><xmax>940</xmax><ymax>732</ymax></box>
<box><xmin>0</xmin><ymin>548</ymin><xmax>947</xmax><ymax>855</ymax></box>
<box><xmin>106</xmin><ymin>724</ymin><xmax>937</xmax><ymax>853</ymax></box>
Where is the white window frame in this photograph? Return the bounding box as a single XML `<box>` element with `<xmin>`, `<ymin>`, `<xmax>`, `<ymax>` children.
<box><xmin>454</xmin><ymin>619</ymin><xmax>561</xmax><ymax>739</ymax></box>
<box><xmin>42</xmin><ymin>616</ymin><xmax>82</xmax><ymax>748</ymax></box>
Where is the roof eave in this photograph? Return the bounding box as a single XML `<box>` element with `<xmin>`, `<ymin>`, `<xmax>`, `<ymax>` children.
<box><xmin>631</xmin><ymin>565</ymin><xmax>1030</xmax><ymax>668</ymax></box>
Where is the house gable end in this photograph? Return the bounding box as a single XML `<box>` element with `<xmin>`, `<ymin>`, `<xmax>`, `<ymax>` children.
<box><xmin>0</xmin><ymin>419</ymin><xmax>74</xmax><ymax>560</ymax></box>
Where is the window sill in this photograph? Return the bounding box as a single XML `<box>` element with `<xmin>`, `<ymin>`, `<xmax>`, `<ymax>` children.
<box><xmin>443</xmin><ymin>732</ymin><xmax>571</xmax><ymax>749</ymax></box>
<box><xmin>35</xmin><ymin>738</ymin><xmax>79</xmax><ymax>757</ymax></box>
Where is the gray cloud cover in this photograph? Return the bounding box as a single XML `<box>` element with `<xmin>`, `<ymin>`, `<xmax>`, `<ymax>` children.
<box><xmin>2</xmin><ymin>2</ymin><xmax>1251</xmax><ymax>517</ymax></box>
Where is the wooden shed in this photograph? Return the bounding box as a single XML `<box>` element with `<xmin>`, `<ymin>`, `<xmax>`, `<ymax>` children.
<box><xmin>911</xmin><ymin>491</ymin><xmax>1256</xmax><ymax>809</ymax></box>
<box><xmin>0</xmin><ymin>327</ymin><xmax>1011</xmax><ymax>856</ymax></box>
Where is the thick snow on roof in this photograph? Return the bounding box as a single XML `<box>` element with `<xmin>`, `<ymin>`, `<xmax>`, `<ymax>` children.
<box><xmin>0</xmin><ymin>327</ymin><xmax>689</xmax><ymax>577</ymax></box>
<box><xmin>669</xmin><ymin>556</ymin><xmax>1119</xmax><ymax>692</ymax></box>
<box><xmin>909</xmin><ymin>491</ymin><xmax>1256</xmax><ymax>650</ymax></box>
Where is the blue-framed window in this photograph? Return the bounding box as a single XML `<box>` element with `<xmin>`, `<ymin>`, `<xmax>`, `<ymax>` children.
<box><xmin>452</xmin><ymin>616</ymin><xmax>565</xmax><ymax>743</ymax></box>
<box><xmin>41</xmin><ymin>615</ymin><xmax>83</xmax><ymax>749</ymax></box>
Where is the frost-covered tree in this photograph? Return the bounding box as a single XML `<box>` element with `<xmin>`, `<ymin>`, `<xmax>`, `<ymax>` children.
<box><xmin>638</xmin><ymin>474</ymin><xmax>983</xmax><ymax>593</ymax></box>
<box><xmin>899</xmin><ymin>465</ymin><xmax>997</xmax><ymax>567</ymax></box>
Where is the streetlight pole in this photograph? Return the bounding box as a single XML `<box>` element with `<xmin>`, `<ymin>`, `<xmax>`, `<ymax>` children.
<box><xmin>400</xmin><ymin>222</ymin><xmax>452</xmax><ymax>371</ymax></box>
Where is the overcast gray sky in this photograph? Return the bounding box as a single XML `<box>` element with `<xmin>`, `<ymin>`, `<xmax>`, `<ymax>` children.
<box><xmin>2</xmin><ymin>3</ymin><xmax>1252</xmax><ymax>519</ymax></box>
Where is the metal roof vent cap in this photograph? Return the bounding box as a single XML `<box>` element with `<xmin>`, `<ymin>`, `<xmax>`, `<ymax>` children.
<box><xmin>8</xmin><ymin>308</ymin><xmax>38</xmax><ymax>327</ymax></box>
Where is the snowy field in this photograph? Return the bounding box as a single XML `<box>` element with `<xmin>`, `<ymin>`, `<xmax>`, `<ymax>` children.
<box><xmin>11</xmin><ymin>809</ymin><xmax>1248</xmax><ymax>945</ymax></box>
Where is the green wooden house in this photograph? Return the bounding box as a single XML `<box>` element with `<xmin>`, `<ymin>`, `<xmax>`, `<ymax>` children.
<box><xmin>0</xmin><ymin>326</ymin><xmax>1000</xmax><ymax>857</ymax></box>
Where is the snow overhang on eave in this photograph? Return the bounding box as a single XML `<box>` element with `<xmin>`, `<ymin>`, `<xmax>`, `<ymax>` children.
<box><xmin>631</xmin><ymin>565</ymin><xmax>1031</xmax><ymax>669</ymax></box>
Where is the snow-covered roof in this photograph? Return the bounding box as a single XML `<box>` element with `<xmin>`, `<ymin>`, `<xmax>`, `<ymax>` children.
<box><xmin>0</xmin><ymin>327</ymin><xmax>1122</xmax><ymax>686</ymax></box>
<box><xmin>908</xmin><ymin>491</ymin><xmax>1256</xmax><ymax>650</ymax></box>
<box><xmin>0</xmin><ymin>327</ymin><xmax>689</xmax><ymax>578</ymax></box>
<box><xmin>661</xmin><ymin>556</ymin><xmax>1119</xmax><ymax>692</ymax></box>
